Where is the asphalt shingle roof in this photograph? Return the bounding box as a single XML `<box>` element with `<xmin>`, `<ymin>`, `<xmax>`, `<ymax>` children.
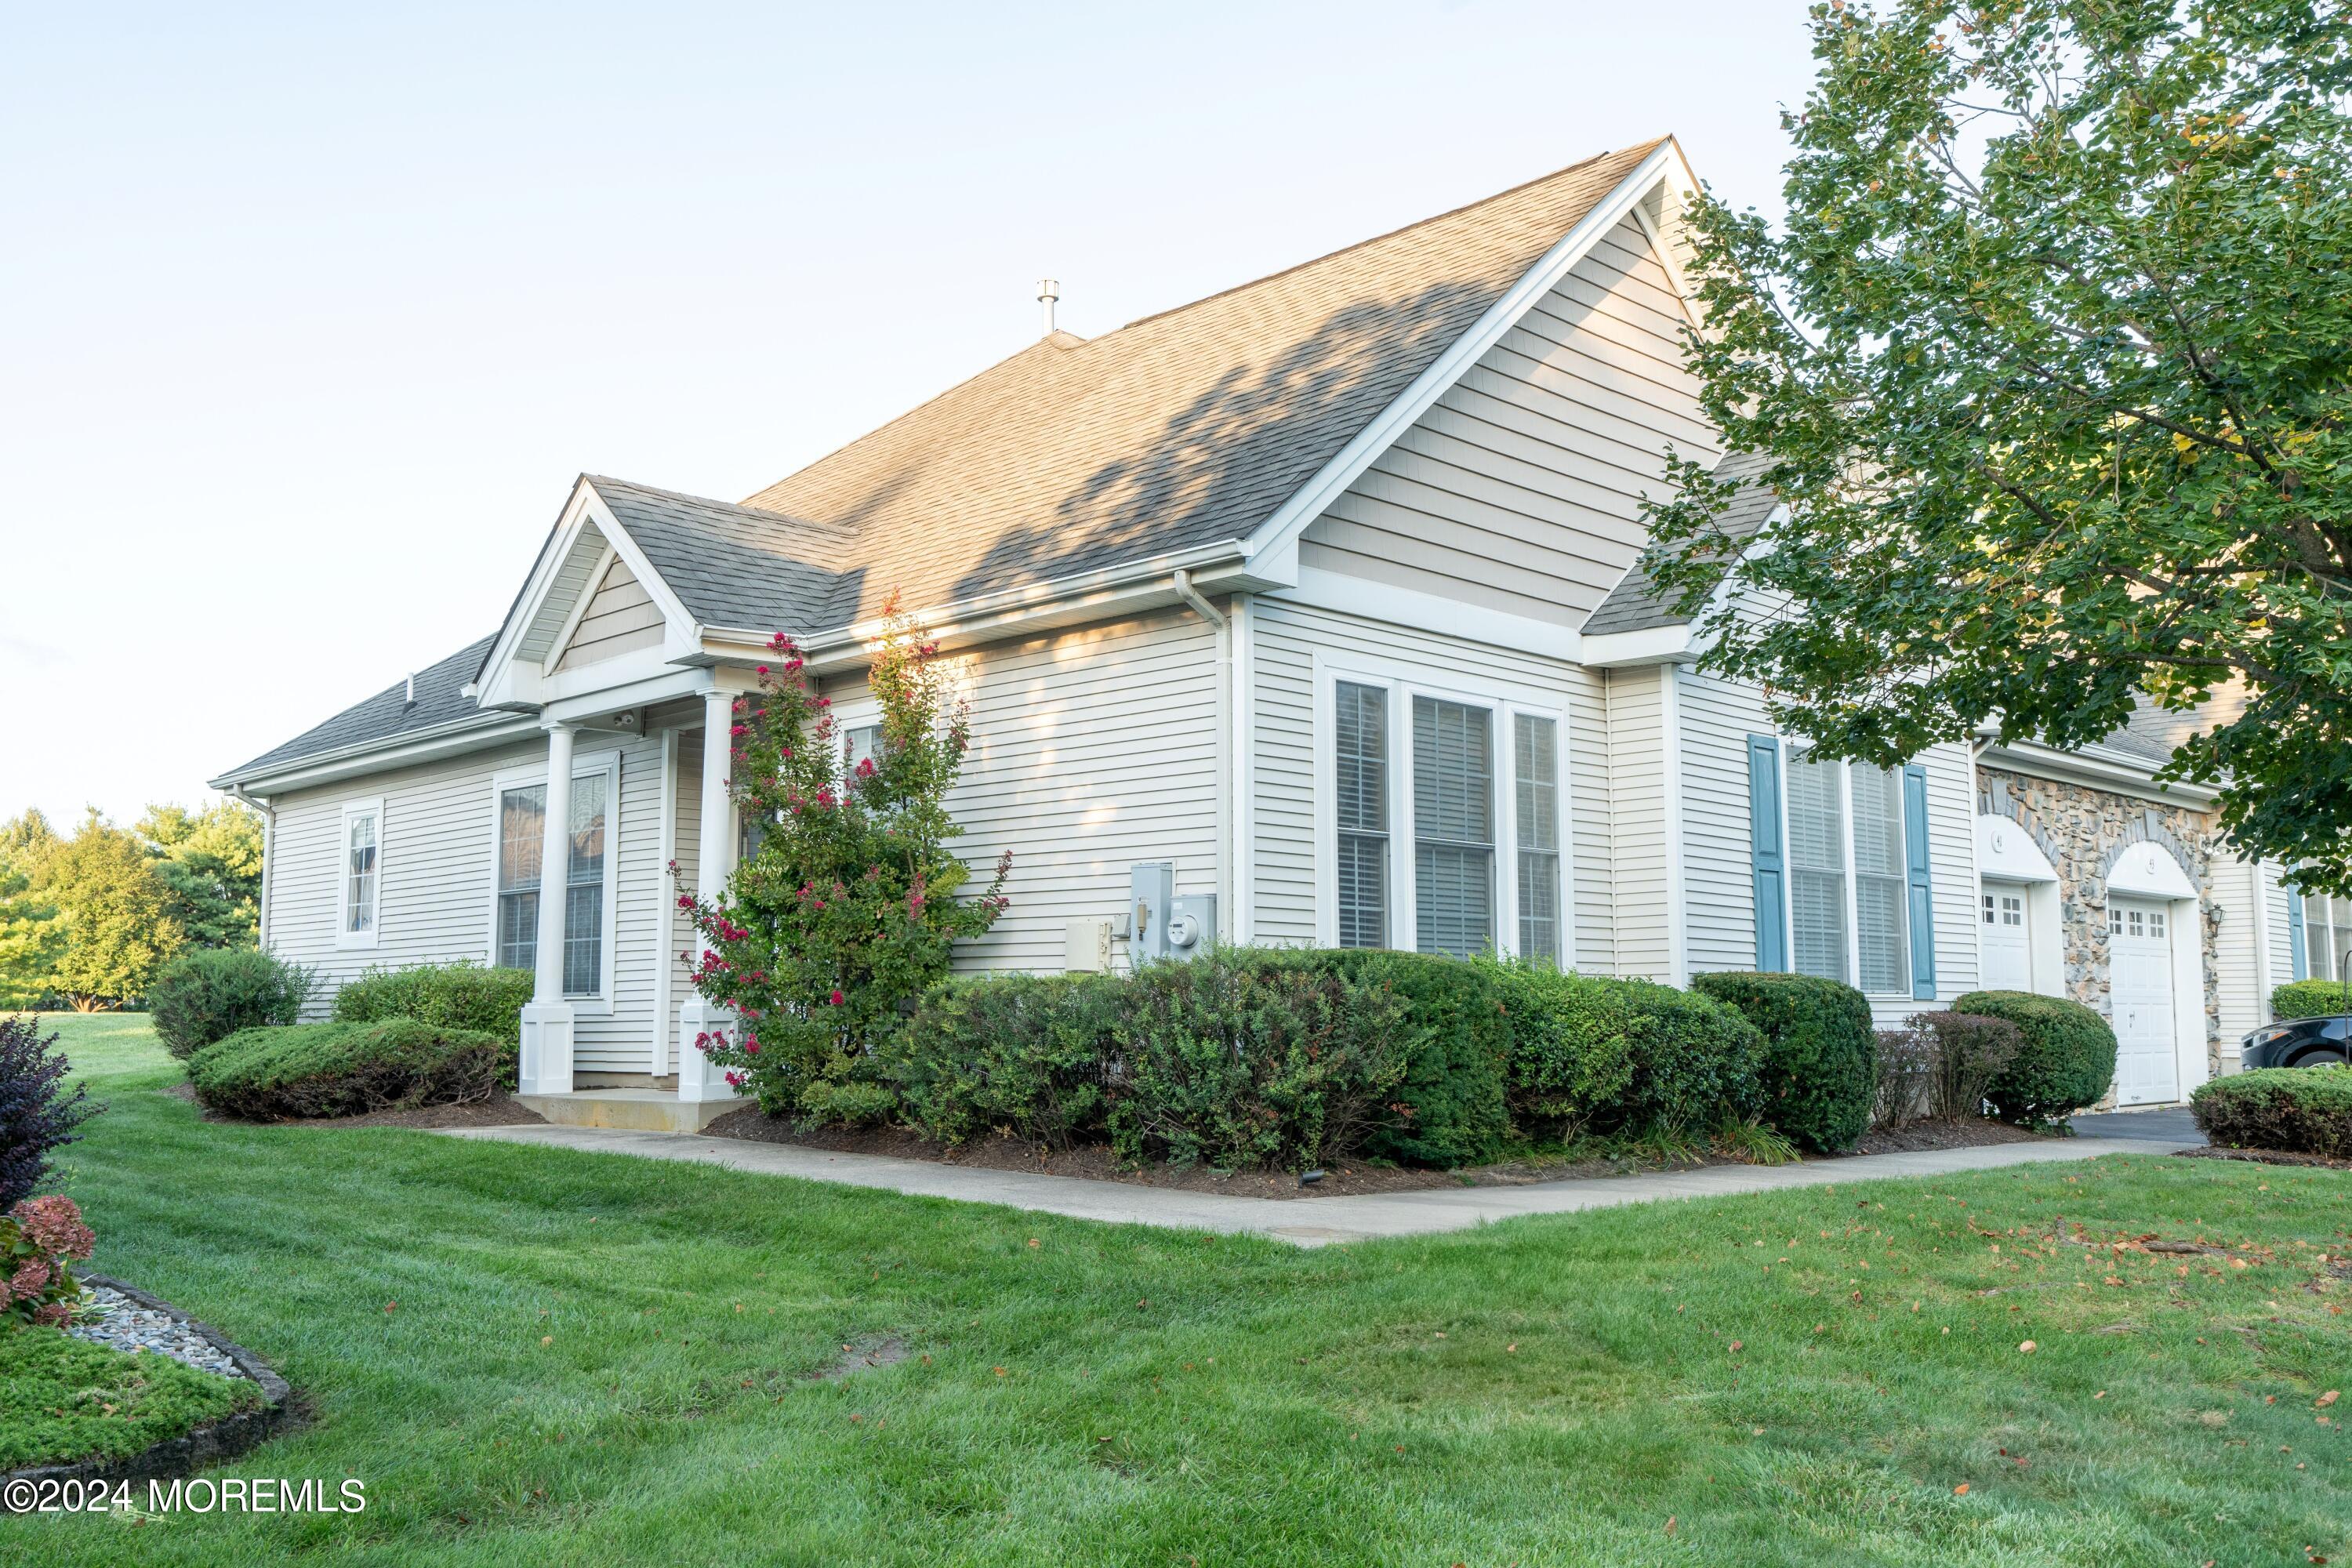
<box><xmin>1581</xmin><ymin>448</ymin><xmax>1778</xmax><ymax>636</ymax></box>
<box><xmin>587</xmin><ymin>476</ymin><xmax>848</xmax><ymax>635</ymax></box>
<box><xmin>215</xmin><ymin>635</ymin><xmax>502</xmax><ymax>785</ymax></box>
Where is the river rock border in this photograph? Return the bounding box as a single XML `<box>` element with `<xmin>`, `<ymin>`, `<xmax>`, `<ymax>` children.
<box><xmin>3</xmin><ymin>1275</ymin><xmax>299</xmax><ymax>1490</ymax></box>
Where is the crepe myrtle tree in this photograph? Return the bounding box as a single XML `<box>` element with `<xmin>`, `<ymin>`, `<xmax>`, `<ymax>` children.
<box><xmin>1641</xmin><ymin>1</ymin><xmax>2352</xmax><ymax>892</ymax></box>
<box><xmin>674</xmin><ymin>600</ymin><xmax>1009</xmax><ymax>1120</ymax></box>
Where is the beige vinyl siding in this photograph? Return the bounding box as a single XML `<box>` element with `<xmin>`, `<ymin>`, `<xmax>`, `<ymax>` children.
<box><xmin>554</xmin><ymin>556</ymin><xmax>665</xmax><ymax>672</ymax></box>
<box><xmin>265</xmin><ymin>731</ymin><xmax>669</xmax><ymax>1069</ymax></box>
<box><xmin>2210</xmin><ymin>851</ymin><xmax>2264</xmax><ymax>1053</ymax></box>
<box><xmin>1677</xmin><ymin>666</ymin><xmax>1763</xmax><ymax>978</ymax></box>
<box><xmin>265</xmin><ymin>738</ymin><xmax>543</xmax><ymax>1015</ymax></box>
<box><xmin>927</xmin><ymin>609</ymin><xmax>1222</xmax><ymax>974</ymax></box>
<box><xmin>1605</xmin><ymin>664</ymin><xmax>1672</xmax><ymax>979</ymax></box>
<box><xmin>1249</xmin><ymin>595</ymin><xmax>1611</xmax><ymax>972</ymax></box>
<box><xmin>1297</xmin><ymin>214</ymin><xmax>1715</xmax><ymax>626</ymax></box>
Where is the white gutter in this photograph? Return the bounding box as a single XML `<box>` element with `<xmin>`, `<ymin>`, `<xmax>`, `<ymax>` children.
<box><xmin>222</xmin><ymin>785</ymin><xmax>276</xmax><ymax>951</ymax></box>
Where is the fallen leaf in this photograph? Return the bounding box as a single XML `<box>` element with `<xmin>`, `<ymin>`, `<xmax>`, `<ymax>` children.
<box><xmin>1729</xmin><ymin>1341</ymin><xmax>1744</xmax><ymax>1354</ymax></box>
<box><xmin>1953</xmin><ymin>1483</ymin><xmax>1969</xmax><ymax>1495</ymax></box>
<box><xmin>539</xmin><ymin>1335</ymin><xmax>552</xmax><ymax>1346</ymax></box>
<box><xmin>2319</xmin><ymin>1391</ymin><xmax>2340</xmax><ymax>1408</ymax></box>
<box><xmin>383</xmin><ymin>1301</ymin><xmax>397</xmax><ymax>1313</ymax></box>
<box><xmin>1664</xmin><ymin>1517</ymin><xmax>1676</xmax><ymax>1536</ymax></box>
<box><xmin>2019</xmin><ymin>1341</ymin><xmax>2037</xmax><ymax>1354</ymax></box>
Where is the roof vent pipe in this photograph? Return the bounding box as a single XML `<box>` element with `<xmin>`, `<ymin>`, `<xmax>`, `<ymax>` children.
<box><xmin>405</xmin><ymin>673</ymin><xmax>416</xmax><ymax>707</ymax></box>
<box><xmin>1036</xmin><ymin>278</ymin><xmax>1059</xmax><ymax>338</ymax></box>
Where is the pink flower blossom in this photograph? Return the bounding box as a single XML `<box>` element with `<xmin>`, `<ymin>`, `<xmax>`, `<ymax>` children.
<box><xmin>829</xmin><ymin>989</ymin><xmax>845</xmax><ymax>1006</ymax></box>
<box><xmin>9</xmin><ymin>1196</ymin><xmax>93</xmax><ymax>1261</ymax></box>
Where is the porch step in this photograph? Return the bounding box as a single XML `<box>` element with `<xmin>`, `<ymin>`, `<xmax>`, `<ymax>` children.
<box><xmin>514</xmin><ymin>1088</ymin><xmax>743</xmax><ymax>1134</ymax></box>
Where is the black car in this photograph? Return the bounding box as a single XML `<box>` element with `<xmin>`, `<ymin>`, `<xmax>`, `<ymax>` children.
<box><xmin>2238</xmin><ymin>1014</ymin><xmax>2352</xmax><ymax>1070</ymax></box>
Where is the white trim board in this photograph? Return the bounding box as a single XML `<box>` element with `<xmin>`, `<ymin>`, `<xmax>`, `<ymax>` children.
<box><xmin>333</xmin><ymin>797</ymin><xmax>385</xmax><ymax>951</ymax></box>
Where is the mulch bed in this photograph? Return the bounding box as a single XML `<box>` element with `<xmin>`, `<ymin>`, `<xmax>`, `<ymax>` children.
<box><xmin>702</xmin><ymin>1109</ymin><xmax>2053</xmax><ymax>1200</ymax></box>
<box><xmin>2175</xmin><ymin>1144</ymin><xmax>2352</xmax><ymax>1171</ymax></box>
<box><xmin>161</xmin><ymin>1083</ymin><xmax>546</xmax><ymax>1131</ymax></box>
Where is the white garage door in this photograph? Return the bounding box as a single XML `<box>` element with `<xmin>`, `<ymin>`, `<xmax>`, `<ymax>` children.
<box><xmin>1980</xmin><ymin>884</ymin><xmax>2032</xmax><ymax>992</ymax></box>
<box><xmin>2110</xmin><ymin>897</ymin><xmax>2179</xmax><ymax>1105</ymax></box>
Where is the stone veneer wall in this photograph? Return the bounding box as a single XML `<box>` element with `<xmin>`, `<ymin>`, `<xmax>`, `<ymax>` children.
<box><xmin>1976</xmin><ymin>768</ymin><xmax>2222</xmax><ymax>1104</ymax></box>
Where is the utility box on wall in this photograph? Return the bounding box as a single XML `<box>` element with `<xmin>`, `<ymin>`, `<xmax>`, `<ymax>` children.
<box><xmin>1130</xmin><ymin>862</ymin><xmax>1213</xmax><ymax>966</ymax></box>
<box><xmin>1063</xmin><ymin>917</ymin><xmax>1116</xmax><ymax>975</ymax></box>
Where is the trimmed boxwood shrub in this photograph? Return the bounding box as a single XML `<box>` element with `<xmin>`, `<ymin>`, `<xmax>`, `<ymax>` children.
<box><xmin>1105</xmin><ymin>949</ymin><xmax>1414</xmax><ymax>1171</ymax></box>
<box><xmin>1949</xmin><ymin>989</ymin><xmax>2118</xmax><ymax>1130</ymax></box>
<box><xmin>149</xmin><ymin>947</ymin><xmax>312</xmax><ymax>1060</ymax></box>
<box><xmin>189</xmin><ymin>1019</ymin><xmax>511</xmax><ymax>1120</ymax></box>
<box><xmin>2191</xmin><ymin>1066</ymin><xmax>2352</xmax><ymax>1156</ymax></box>
<box><xmin>1690</xmin><ymin>971</ymin><xmax>1876</xmax><ymax>1152</ymax></box>
<box><xmin>1480</xmin><ymin>959</ymin><xmax>1763</xmax><ymax>1140</ymax></box>
<box><xmin>2268</xmin><ymin>978</ymin><xmax>2352</xmax><ymax>1023</ymax></box>
<box><xmin>891</xmin><ymin>972</ymin><xmax>1124</xmax><ymax>1149</ymax></box>
<box><xmin>332</xmin><ymin>960</ymin><xmax>533</xmax><ymax>1044</ymax></box>
<box><xmin>1310</xmin><ymin>949</ymin><xmax>1512</xmax><ymax>1168</ymax></box>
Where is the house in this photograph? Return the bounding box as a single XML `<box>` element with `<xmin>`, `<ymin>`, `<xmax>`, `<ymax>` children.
<box><xmin>211</xmin><ymin>136</ymin><xmax>2292</xmax><ymax>1127</ymax></box>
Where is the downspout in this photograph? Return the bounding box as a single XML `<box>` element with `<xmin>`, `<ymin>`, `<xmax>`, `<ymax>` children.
<box><xmin>1171</xmin><ymin>570</ymin><xmax>1249</xmax><ymax>945</ymax></box>
<box><xmin>224</xmin><ymin>786</ymin><xmax>274</xmax><ymax>953</ymax></box>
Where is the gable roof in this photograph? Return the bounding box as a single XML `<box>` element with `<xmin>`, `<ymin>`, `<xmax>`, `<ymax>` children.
<box><xmin>1581</xmin><ymin>448</ymin><xmax>1778</xmax><ymax>636</ymax></box>
<box><xmin>215</xmin><ymin>633</ymin><xmax>503</xmax><ymax>786</ymax></box>
<box><xmin>587</xmin><ymin>475</ymin><xmax>848</xmax><ymax>635</ymax></box>
<box><xmin>710</xmin><ymin>140</ymin><xmax>1668</xmax><ymax>635</ymax></box>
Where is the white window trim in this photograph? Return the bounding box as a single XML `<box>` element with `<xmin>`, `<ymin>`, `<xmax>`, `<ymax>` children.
<box><xmin>1310</xmin><ymin>649</ymin><xmax>1572</xmax><ymax>961</ymax></box>
<box><xmin>484</xmin><ymin>747</ymin><xmax>622</xmax><ymax>1014</ymax></box>
<box><xmin>335</xmin><ymin>797</ymin><xmax>386</xmax><ymax>950</ymax></box>
<box><xmin>1777</xmin><ymin>746</ymin><xmax>1917</xmax><ymax>1000</ymax></box>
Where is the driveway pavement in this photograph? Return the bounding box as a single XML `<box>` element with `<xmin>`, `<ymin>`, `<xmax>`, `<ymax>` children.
<box><xmin>439</xmin><ymin>1123</ymin><xmax>2198</xmax><ymax>1247</ymax></box>
<box><xmin>2067</xmin><ymin>1106</ymin><xmax>2205</xmax><ymax>1145</ymax></box>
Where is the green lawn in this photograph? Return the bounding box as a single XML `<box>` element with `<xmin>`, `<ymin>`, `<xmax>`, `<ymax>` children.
<box><xmin>3</xmin><ymin>1013</ymin><xmax>2347</xmax><ymax>1566</ymax></box>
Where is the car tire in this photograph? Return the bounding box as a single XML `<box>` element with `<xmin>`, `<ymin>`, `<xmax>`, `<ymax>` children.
<box><xmin>2286</xmin><ymin>1047</ymin><xmax>2350</xmax><ymax>1069</ymax></box>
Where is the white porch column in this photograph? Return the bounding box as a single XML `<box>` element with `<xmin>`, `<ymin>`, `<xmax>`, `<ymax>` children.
<box><xmin>677</xmin><ymin>689</ymin><xmax>744</xmax><ymax>1104</ymax></box>
<box><xmin>518</xmin><ymin>723</ymin><xmax>578</xmax><ymax>1095</ymax></box>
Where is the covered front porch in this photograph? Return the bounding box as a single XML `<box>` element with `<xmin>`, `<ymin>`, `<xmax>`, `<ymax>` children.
<box><xmin>508</xmin><ymin>685</ymin><xmax>751</xmax><ymax>1134</ymax></box>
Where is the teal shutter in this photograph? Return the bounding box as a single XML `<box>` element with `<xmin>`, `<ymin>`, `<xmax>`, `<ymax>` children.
<box><xmin>1748</xmin><ymin>736</ymin><xmax>1787</xmax><ymax>971</ymax></box>
<box><xmin>1901</xmin><ymin>764</ymin><xmax>1937</xmax><ymax>999</ymax></box>
<box><xmin>2290</xmin><ymin>888</ymin><xmax>2309</xmax><ymax>982</ymax></box>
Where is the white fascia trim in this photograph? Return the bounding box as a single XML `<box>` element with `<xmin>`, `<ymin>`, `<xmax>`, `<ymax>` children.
<box><xmin>1980</xmin><ymin>739</ymin><xmax>2220</xmax><ymax>806</ymax></box>
<box><xmin>1279</xmin><ymin>565</ymin><xmax>1583</xmax><ymax>662</ymax></box>
<box><xmin>696</xmin><ymin>539</ymin><xmax>1263</xmax><ymax>674</ymax></box>
<box><xmin>1579</xmin><ymin>624</ymin><xmax>1695</xmax><ymax>668</ymax></box>
<box><xmin>538</xmin><ymin>539</ymin><xmax>618</xmax><ymax>677</ymax></box>
<box><xmin>1243</xmin><ymin>143</ymin><xmax>1682</xmax><ymax>569</ymax></box>
<box><xmin>213</xmin><ymin>714</ymin><xmax>543</xmax><ymax>798</ymax></box>
<box><xmin>479</xmin><ymin>479</ymin><xmax>703</xmax><ymax>707</ymax></box>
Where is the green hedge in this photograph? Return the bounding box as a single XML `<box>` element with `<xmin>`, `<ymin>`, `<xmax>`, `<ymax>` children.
<box><xmin>148</xmin><ymin>947</ymin><xmax>312</xmax><ymax>1060</ymax></box>
<box><xmin>892</xmin><ymin>972</ymin><xmax>1124</xmax><ymax>1149</ymax></box>
<box><xmin>332</xmin><ymin>960</ymin><xmax>533</xmax><ymax>1044</ymax></box>
<box><xmin>189</xmin><ymin>1019</ymin><xmax>512</xmax><ymax>1120</ymax></box>
<box><xmin>2191</xmin><ymin>1067</ymin><xmax>2352</xmax><ymax>1156</ymax></box>
<box><xmin>1107</xmin><ymin>950</ymin><xmax>1414</xmax><ymax>1171</ymax></box>
<box><xmin>1949</xmin><ymin>989</ymin><xmax>2117</xmax><ymax>1130</ymax></box>
<box><xmin>2268</xmin><ymin>978</ymin><xmax>2352</xmax><ymax>1023</ymax></box>
<box><xmin>1690</xmin><ymin>971</ymin><xmax>1876</xmax><ymax>1152</ymax></box>
<box><xmin>1482</xmin><ymin>960</ymin><xmax>1763</xmax><ymax>1140</ymax></box>
<box><xmin>1309</xmin><ymin>949</ymin><xmax>1511</xmax><ymax>1168</ymax></box>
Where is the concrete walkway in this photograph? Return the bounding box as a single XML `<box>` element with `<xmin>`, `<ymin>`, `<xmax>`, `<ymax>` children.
<box><xmin>438</xmin><ymin>1123</ymin><xmax>2199</xmax><ymax>1247</ymax></box>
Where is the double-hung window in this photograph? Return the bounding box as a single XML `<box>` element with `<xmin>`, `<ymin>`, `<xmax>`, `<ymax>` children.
<box><xmin>2304</xmin><ymin>893</ymin><xmax>2352</xmax><ymax>982</ymax></box>
<box><xmin>1325</xmin><ymin>670</ymin><xmax>1563</xmax><ymax>963</ymax></box>
<box><xmin>1785</xmin><ymin>751</ymin><xmax>1849</xmax><ymax>983</ymax></box>
<box><xmin>1773</xmin><ymin>749</ymin><xmax>1924</xmax><ymax>996</ymax></box>
<box><xmin>490</xmin><ymin>754</ymin><xmax>617</xmax><ymax>1001</ymax></box>
<box><xmin>337</xmin><ymin>800</ymin><xmax>383</xmax><ymax>947</ymax></box>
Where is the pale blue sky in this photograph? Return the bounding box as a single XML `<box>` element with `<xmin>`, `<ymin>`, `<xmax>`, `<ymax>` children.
<box><xmin>1</xmin><ymin>2</ymin><xmax>1816</xmax><ymax>826</ymax></box>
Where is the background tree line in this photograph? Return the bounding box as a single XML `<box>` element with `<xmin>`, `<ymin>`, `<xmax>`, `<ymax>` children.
<box><xmin>0</xmin><ymin>801</ymin><xmax>263</xmax><ymax>1011</ymax></box>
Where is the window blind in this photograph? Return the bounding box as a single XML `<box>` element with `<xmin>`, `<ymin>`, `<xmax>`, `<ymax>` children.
<box><xmin>1334</xmin><ymin>681</ymin><xmax>1388</xmax><ymax>948</ymax></box>
<box><xmin>1851</xmin><ymin>764</ymin><xmax>1909</xmax><ymax>995</ymax></box>
<box><xmin>1514</xmin><ymin>713</ymin><xmax>1560</xmax><ymax>965</ymax></box>
<box><xmin>1414</xmin><ymin>696</ymin><xmax>1494</xmax><ymax>958</ymax></box>
<box><xmin>1785</xmin><ymin>751</ymin><xmax>1849</xmax><ymax>983</ymax></box>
